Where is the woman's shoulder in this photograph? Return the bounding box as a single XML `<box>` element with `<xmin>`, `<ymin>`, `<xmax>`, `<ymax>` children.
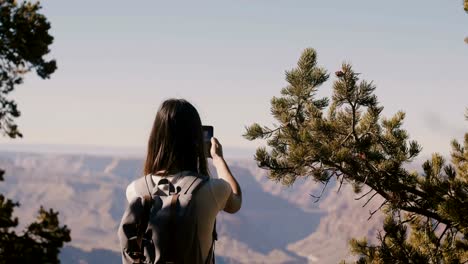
<box><xmin>205</xmin><ymin>177</ymin><xmax>231</xmax><ymax>196</ymax></box>
<box><xmin>207</xmin><ymin>177</ymin><xmax>229</xmax><ymax>187</ymax></box>
<box><xmin>126</xmin><ymin>175</ymin><xmax>231</xmax><ymax>202</ymax></box>
<box><xmin>126</xmin><ymin>176</ymin><xmax>152</xmax><ymax>202</ymax></box>
<box><xmin>200</xmin><ymin>177</ymin><xmax>231</xmax><ymax>211</ymax></box>
<box><xmin>125</xmin><ymin>180</ymin><xmax>137</xmax><ymax>202</ymax></box>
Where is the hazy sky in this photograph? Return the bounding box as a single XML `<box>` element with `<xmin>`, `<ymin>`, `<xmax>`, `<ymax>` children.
<box><xmin>1</xmin><ymin>0</ymin><xmax>467</xmax><ymax>158</ymax></box>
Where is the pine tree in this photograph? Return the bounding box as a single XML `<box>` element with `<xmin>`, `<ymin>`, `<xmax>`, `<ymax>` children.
<box><xmin>0</xmin><ymin>0</ymin><xmax>71</xmax><ymax>262</ymax></box>
<box><xmin>244</xmin><ymin>48</ymin><xmax>468</xmax><ymax>263</ymax></box>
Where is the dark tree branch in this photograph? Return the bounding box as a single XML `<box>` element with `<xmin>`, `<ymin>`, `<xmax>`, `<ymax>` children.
<box><xmin>355</xmin><ymin>188</ymin><xmax>374</xmax><ymax>201</ymax></box>
<box><xmin>367</xmin><ymin>200</ymin><xmax>388</xmax><ymax>221</ymax></box>
<box><xmin>362</xmin><ymin>191</ymin><xmax>379</xmax><ymax>208</ymax></box>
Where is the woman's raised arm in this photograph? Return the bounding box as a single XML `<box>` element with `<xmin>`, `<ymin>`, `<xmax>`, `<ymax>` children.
<box><xmin>210</xmin><ymin>137</ymin><xmax>242</xmax><ymax>214</ymax></box>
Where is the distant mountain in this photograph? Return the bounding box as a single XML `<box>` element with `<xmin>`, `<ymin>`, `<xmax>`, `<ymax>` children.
<box><xmin>60</xmin><ymin>246</ymin><xmax>235</xmax><ymax>264</ymax></box>
<box><xmin>60</xmin><ymin>246</ymin><xmax>121</xmax><ymax>264</ymax></box>
<box><xmin>0</xmin><ymin>151</ymin><xmax>388</xmax><ymax>263</ymax></box>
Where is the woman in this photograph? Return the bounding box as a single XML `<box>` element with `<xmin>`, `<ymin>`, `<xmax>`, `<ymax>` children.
<box><xmin>124</xmin><ymin>98</ymin><xmax>242</xmax><ymax>263</ymax></box>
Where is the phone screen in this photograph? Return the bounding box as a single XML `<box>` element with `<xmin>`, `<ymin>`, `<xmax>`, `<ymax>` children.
<box><xmin>202</xmin><ymin>126</ymin><xmax>213</xmax><ymax>158</ymax></box>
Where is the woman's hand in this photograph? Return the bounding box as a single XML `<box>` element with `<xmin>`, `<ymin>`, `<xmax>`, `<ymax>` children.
<box><xmin>210</xmin><ymin>137</ymin><xmax>224</xmax><ymax>164</ymax></box>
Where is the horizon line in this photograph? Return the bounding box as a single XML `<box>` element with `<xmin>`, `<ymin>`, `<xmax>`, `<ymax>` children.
<box><xmin>0</xmin><ymin>142</ymin><xmax>256</xmax><ymax>160</ymax></box>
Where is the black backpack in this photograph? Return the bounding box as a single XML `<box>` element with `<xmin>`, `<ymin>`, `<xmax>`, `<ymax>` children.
<box><xmin>118</xmin><ymin>173</ymin><xmax>217</xmax><ymax>264</ymax></box>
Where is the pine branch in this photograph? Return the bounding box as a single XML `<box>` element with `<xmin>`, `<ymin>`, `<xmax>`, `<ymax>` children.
<box><xmin>362</xmin><ymin>191</ymin><xmax>379</xmax><ymax>208</ymax></box>
<box><xmin>355</xmin><ymin>188</ymin><xmax>374</xmax><ymax>201</ymax></box>
<box><xmin>309</xmin><ymin>180</ymin><xmax>329</xmax><ymax>203</ymax></box>
<box><xmin>367</xmin><ymin>200</ymin><xmax>388</xmax><ymax>220</ymax></box>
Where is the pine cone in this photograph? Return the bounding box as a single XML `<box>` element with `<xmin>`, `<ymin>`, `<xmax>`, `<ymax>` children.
<box><xmin>335</xmin><ymin>71</ymin><xmax>345</xmax><ymax>77</ymax></box>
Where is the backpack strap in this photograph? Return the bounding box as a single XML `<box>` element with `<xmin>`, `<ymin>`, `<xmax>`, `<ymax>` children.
<box><xmin>143</xmin><ymin>174</ymin><xmax>155</xmax><ymax>197</ymax></box>
<box><xmin>125</xmin><ymin>175</ymin><xmax>154</xmax><ymax>262</ymax></box>
<box><xmin>183</xmin><ymin>175</ymin><xmax>209</xmax><ymax>195</ymax></box>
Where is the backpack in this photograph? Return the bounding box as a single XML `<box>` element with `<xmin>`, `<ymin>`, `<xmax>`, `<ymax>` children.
<box><xmin>118</xmin><ymin>173</ymin><xmax>217</xmax><ymax>264</ymax></box>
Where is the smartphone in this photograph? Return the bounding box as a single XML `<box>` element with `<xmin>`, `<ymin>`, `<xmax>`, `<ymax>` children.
<box><xmin>202</xmin><ymin>125</ymin><xmax>213</xmax><ymax>158</ymax></box>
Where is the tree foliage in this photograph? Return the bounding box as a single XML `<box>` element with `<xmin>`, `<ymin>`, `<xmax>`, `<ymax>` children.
<box><xmin>244</xmin><ymin>48</ymin><xmax>468</xmax><ymax>263</ymax></box>
<box><xmin>0</xmin><ymin>0</ymin><xmax>70</xmax><ymax>262</ymax></box>
<box><xmin>0</xmin><ymin>0</ymin><xmax>56</xmax><ymax>138</ymax></box>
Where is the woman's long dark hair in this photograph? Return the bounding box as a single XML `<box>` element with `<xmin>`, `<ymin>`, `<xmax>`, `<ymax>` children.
<box><xmin>143</xmin><ymin>99</ymin><xmax>209</xmax><ymax>177</ymax></box>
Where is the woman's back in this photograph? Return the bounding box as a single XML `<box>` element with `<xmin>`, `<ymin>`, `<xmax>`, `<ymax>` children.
<box><xmin>125</xmin><ymin>171</ymin><xmax>231</xmax><ymax>261</ymax></box>
<box><xmin>119</xmin><ymin>98</ymin><xmax>242</xmax><ymax>263</ymax></box>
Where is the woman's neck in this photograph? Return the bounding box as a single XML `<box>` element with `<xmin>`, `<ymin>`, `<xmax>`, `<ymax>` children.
<box><xmin>154</xmin><ymin>168</ymin><xmax>197</xmax><ymax>176</ymax></box>
<box><xmin>154</xmin><ymin>170</ymin><xmax>168</xmax><ymax>176</ymax></box>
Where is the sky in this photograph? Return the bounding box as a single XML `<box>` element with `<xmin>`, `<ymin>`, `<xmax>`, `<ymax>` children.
<box><xmin>0</xmin><ymin>0</ymin><xmax>467</xmax><ymax>158</ymax></box>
